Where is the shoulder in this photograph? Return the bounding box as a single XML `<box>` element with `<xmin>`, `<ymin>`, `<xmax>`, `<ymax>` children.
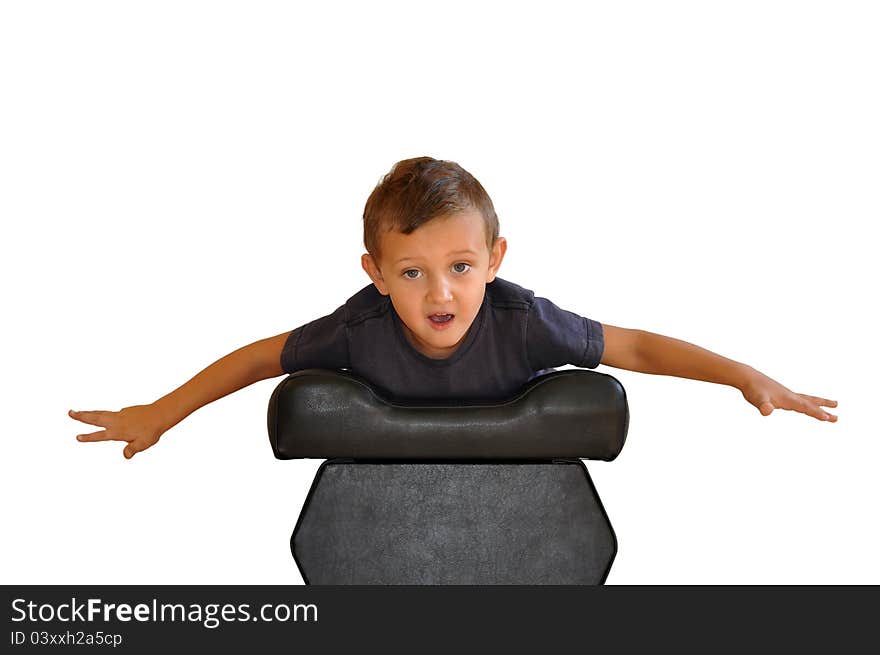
<box><xmin>343</xmin><ymin>283</ymin><xmax>392</xmax><ymax>326</ymax></box>
<box><xmin>485</xmin><ymin>277</ymin><xmax>535</xmax><ymax>311</ymax></box>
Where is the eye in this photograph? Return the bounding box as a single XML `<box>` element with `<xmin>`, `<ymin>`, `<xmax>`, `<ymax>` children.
<box><xmin>452</xmin><ymin>262</ymin><xmax>471</xmax><ymax>274</ymax></box>
<box><xmin>403</xmin><ymin>269</ymin><xmax>421</xmax><ymax>280</ymax></box>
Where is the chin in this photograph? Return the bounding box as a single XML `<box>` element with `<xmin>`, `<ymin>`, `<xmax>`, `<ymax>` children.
<box><xmin>425</xmin><ymin>333</ymin><xmax>461</xmax><ymax>349</ymax></box>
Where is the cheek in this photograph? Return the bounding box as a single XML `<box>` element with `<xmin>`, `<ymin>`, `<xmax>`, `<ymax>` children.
<box><xmin>463</xmin><ymin>285</ymin><xmax>485</xmax><ymax>308</ymax></box>
<box><xmin>392</xmin><ymin>291</ymin><xmax>421</xmax><ymax>318</ymax></box>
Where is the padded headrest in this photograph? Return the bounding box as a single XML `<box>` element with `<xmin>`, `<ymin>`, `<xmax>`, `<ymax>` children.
<box><xmin>268</xmin><ymin>368</ymin><xmax>628</xmax><ymax>461</ymax></box>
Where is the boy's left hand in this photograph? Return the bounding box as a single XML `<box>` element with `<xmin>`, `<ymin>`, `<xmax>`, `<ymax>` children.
<box><xmin>739</xmin><ymin>368</ymin><xmax>838</xmax><ymax>422</ymax></box>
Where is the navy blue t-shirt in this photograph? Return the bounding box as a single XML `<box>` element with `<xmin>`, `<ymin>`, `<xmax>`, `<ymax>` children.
<box><xmin>280</xmin><ymin>277</ymin><xmax>604</xmax><ymax>402</ymax></box>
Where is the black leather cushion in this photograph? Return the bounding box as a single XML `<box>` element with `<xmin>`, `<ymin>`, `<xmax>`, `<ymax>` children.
<box><xmin>268</xmin><ymin>368</ymin><xmax>629</xmax><ymax>460</ymax></box>
<box><xmin>292</xmin><ymin>460</ymin><xmax>617</xmax><ymax>585</ymax></box>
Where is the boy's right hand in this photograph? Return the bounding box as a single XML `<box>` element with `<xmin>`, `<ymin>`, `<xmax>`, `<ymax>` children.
<box><xmin>69</xmin><ymin>404</ymin><xmax>168</xmax><ymax>459</ymax></box>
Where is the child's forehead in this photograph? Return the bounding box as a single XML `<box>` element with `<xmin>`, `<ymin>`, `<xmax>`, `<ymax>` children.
<box><xmin>379</xmin><ymin>211</ymin><xmax>489</xmax><ymax>262</ymax></box>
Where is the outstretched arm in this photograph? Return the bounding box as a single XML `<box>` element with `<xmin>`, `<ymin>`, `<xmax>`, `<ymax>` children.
<box><xmin>600</xmin><ymin>324</ymin><xmax>838</xmax><ymax>422</ymax></box>
<box><xmin>69</xmin><ymin>331</ymin><xmax>292</xmax><ymax>458</ymax></box>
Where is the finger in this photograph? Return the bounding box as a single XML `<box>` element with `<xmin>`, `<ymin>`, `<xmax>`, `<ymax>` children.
<box><xmin>76</xmin><ymin>430</ymin><xmax>114</xmax><ymax>442</ymax></box>
<box><xmin>68</xmin><ymin>409</ymin><xmax>113</xmax><ymax>428</ymax></box>
<box><xmin>799</xmin><ymin>395</ymin><xmax>838</xmax><ymax>408</ymax></box>
<box><xmin>786</xmin><ymin>398</ymin><xmax>834</xmax><ymax>422</ymax></box>
<box><xmin>794</xmin><ymin>395</ymin><xmax>839</xmax><ymax>421</ymax></box>
<box><xmin>812</xmin><ymin>405</ymin><xmax>839</xmax><ymax>422</ymax></box>
<box><xmin>758</xmin><ymin>401</ymin><xmax>774</xmax><ymax>416</ymax></box>
<box><xmin>124</xmin><ymin>440</ymin><xmax>148</xmax><ymax>459</ymax></box>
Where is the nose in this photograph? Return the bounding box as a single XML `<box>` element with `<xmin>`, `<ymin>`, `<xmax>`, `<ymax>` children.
<box><xmin>426</xmin><ymin>275</ymin><xmax>454</xmax><ymax>305</ymax></box>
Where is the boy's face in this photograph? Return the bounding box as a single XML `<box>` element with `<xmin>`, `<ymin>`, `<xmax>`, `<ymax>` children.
<box><xmin>361</xmin><ymin>209</ymin><xmax>507</xmax><ymax>359</ymax></box>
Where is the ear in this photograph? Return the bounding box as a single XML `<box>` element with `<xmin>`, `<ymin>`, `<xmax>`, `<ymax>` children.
<box><xmin>361</xmin><ymin>253</ymin><xmax>390</xmax><ymax>295</ymax></box>
<box><xmin>486</xmin><ymin>237</ymin><xmax>507</xmax><ymax>283</ymax></box>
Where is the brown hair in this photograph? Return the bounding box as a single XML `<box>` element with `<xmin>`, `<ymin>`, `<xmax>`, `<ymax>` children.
<box><xmin>363</xmin><ymin>156</ymin><xmax>499</xmax><ymax>261</ymax></box>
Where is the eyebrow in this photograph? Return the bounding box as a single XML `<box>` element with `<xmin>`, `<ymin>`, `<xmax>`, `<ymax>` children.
<box><xmin>393</xmin><ymin>249</ymin><xmax>479</xmax><ymax>266</ymax></box>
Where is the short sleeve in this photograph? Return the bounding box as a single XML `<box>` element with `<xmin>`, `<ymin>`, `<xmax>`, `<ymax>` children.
<box><xmin>526</xmin><ymin>297</ymin><xmax>604</xmax><ymax>370</ymax></box>
<box><xmin>280</xmin><ymin>305</ymin><xmax>350</xmax><ymax>374</ymax></box>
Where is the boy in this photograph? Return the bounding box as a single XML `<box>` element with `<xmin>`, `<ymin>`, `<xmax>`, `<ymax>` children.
<box><xmin>69</xmin><ymin>157</ymin><xmax>838</xmax><ymax>459</ymax></box>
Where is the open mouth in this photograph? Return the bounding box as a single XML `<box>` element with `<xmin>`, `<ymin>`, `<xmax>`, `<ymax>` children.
<box><xmin>428</xmin><ymin>313</ymin><xmax>454</xmax><ymax>324</ymax></box>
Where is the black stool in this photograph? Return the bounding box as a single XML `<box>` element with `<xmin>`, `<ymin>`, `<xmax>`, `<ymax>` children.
<box><xmin>268</xmin><ymin>368</ymin><xmax>629</xmax><ymax>584</ymax></box>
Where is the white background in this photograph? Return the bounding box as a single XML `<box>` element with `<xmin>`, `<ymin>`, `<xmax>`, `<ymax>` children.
<box><xmin>2</xmin><ymin>1</ymin><xmax>877</xmax><ymax>585</ymax></box>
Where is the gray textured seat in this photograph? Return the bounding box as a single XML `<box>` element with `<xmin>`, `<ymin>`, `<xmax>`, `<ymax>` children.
<box><xmin>268</xmin><ymin>368</ymin><xmax>629</xmax><ymax>585</ymax></box>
